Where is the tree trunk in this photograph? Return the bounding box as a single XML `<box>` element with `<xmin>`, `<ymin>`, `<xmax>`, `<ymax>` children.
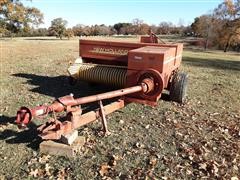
<box><xmin>223</xmin><ymin>35</ymin><xmax>232</xmax><ymax>52</ymax></box>
<box><xmin>204</xmin><ymin>38</ymin><xmax>209</xmax><ymax>50</ymax></box>
<box><xmin>224</xmin><ymin>42</ymin><xmax>229</xmax><ymax>52</ymax></box>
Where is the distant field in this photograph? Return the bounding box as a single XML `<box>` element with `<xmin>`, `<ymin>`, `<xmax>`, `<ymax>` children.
<box><xmin>0</xmin><ymin>37</ymin><xmax>239</xmax><ymax>179</ymax></box>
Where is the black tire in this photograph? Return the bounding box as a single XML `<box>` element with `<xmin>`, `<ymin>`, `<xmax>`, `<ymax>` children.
<box><xmin>68</xmin><ymin>76</ymin><xmax>77</xmax><ymax>86</ymax></box>
<box><xmin>88</xmin><ymin>82</ymin><xmax>99</xmax><ymax>87</ymax></box>
<box><xmin>169</xmin><ymin>72</ymin><xmax>188</xmax><ymax>103</ymax></box>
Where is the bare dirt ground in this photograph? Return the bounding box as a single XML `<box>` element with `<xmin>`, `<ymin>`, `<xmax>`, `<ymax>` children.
<box><xmin>0</xmin><ymin>36</ymin><xmax>240</xmax><ymax>179</ymax></box>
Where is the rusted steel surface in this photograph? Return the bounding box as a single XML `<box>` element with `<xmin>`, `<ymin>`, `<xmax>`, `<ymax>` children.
<box><xmin>15</xmin><ymin>77</ymin><xmax>154</xmax><ymax>137</ymax></box>
<box><xmin>98</xmin><ymin>100</ymin><xmax>110</xmax><ymax>135</ymax></box>
<box><xmin>74</xmin><ymin>85</ymin><xmax>144</xmax><ymax>105</ymax></box>
<box><xmin>16</xmin><ymin>95</ymin><xmax>76</xmax><ymax>128</ymax></box>
<box><xmin>16</xmin><ymin>81</ymin><xmax>153</xmax><ymax>127</ymax></box>
<box><xmin>126</xmin><ymin>69</ymin><xmax>164</xmax><ymax>105</ymax></box>
<box><xmin>37</xmin><ymin>100</ymin><xmax>125</xmax><ymax>140</ymax></box>
<box><xmin>72</xmin><ymin>99</ymin><xmax>125</xmax><ymax>128</ymax></box>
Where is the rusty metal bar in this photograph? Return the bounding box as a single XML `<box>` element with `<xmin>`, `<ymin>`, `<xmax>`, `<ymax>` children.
<box><xmin>39</xmin><ymin>100</ymin><xmax>125</xmax><ymax>140</ymax></box>
<box><xmin>74</xmin><ymin>85</ymin><xmax>145</xmax><ymax>105</ymax></box>
<box><xmin>99</xmin><ymin>100</ymin><xmax>110</xmax><ymax>135</ymax></box>
<box><xmin>16</xmin><ymin>79</ymin><xmax>152</xmax><ymax>128</ymax></box>
<box><xmin>72</xmin><ymin>99</ymin><xmax>125</xmax><ymax>129</ymax></box>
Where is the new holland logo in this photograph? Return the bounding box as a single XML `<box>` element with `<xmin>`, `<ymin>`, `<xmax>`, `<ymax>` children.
<box><xmin>90</xmin><ymin>47</ymin><xmax>128</xmax><ymax>56</ymax></box>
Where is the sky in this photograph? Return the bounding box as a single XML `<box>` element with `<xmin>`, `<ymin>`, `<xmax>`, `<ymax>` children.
<box><xmin>23</xmin><ymin>0</ymin><xmax>223</xmax><ymax>28</ymax></box>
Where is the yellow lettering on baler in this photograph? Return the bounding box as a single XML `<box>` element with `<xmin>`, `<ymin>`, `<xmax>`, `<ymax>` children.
<box><xmin>90</xmin><ymin>47</ymin><xmax>128</xmax><ymax>56</ymax></box>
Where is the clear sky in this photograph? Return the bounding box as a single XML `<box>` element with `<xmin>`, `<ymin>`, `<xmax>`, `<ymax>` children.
<box><xmin>23</xmin><ymin>0</ymin><xmax>223</xmax><ymax>28</ymax></box>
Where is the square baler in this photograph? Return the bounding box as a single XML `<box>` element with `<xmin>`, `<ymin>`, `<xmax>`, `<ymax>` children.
<box><xmin>16</xmin><ymin>35</ymin><xmax>188</xmax><ymax>142</ymax></box>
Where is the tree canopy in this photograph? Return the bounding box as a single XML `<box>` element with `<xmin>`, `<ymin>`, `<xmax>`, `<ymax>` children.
<box><xmin>48</xmin><ymin>18</ymin><xmax>68</xmax><ymax>39</ymax></box>
<box><xmin>191</xmin><ymin>0</ymin><xmax>240</xmax><ymax>51</ymax></box>
<box><xmin>214</xmin><ymin>0</ymin><xmax>240</xmax><ymax>51</ymax></box>
<box><xmin>0</xmin><ymin>0</ymin><xmax>43</xmax><ymax>35</ymax></box>
<box><xmin>0</xmin><ymin>0</ymin><xmax>239</xmax><ymax>51</ymax></box>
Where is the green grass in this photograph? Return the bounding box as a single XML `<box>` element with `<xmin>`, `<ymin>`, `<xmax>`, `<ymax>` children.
<box><xmin>0</xmin><ymin>37</ymin><xmax>240</xmax><ymax>179</ymax></box>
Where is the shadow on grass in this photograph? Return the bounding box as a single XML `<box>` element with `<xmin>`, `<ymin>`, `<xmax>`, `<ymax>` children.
<box><xmin>2</xmin><ymin>73</ymin><xmax>173</xmax><ymax>150</ymax></box>
<box><xmin>0</xmin><ymin>115</ymin><xmax>41</xmax><ymax>150</ymax></box>
<box><xmin>183</xmin><ymin>56</ymin><xmax>240</xmax><ymax>71</ymax></box>
<box><xmin>24</xmin><ymin>38</ymin><xmax>70</xmax><ymax>41</ymax></box>
<box><xmin>184</xmin><ymin>47</ymin><xmax>240</xmax><ymax>55</ymax></box>
<box><xmin>0</xmin><ymin>74</ymin><xmax>120</xmax><ymax>150</ymax></box>
<box><xmin>12</xmin><ymin>73</ymin><xmax>120</xmax><ymax>111</ymax></box>
<box><xmin>13</xmin><ymin>73</ymin><xmax>172</xmax><ymax>102</ymax></box>
<box><xmin>12</xmin><ymin>73</ymin><xmax>116</xmax><ymax>98</ymax></box>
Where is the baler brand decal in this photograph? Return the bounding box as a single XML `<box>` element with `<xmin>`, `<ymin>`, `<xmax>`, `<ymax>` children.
<box><xmin>90</xmin><ymin>47</ymin><xmax>128</xmax><ymax>55</ymax></box>
<box><xmin>134</xmin><ymin>56</ymin><xmax>142</xmax><ymax>60</ymax></box>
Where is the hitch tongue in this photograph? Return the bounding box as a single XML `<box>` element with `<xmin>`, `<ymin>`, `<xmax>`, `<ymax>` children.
<box><xmin>15</xmin><ymin>106</ymin><xmax>49</xmax><ymax>128</ymax></box>
<box><xmin>15</xmin><ymin>107</ymin><xmax>32</xmax><ymax>128</ymax></box>
<box><xmin>15</xmin><ymin>95</ymin><xmax>76</xmax><ymax>128</ymax></box>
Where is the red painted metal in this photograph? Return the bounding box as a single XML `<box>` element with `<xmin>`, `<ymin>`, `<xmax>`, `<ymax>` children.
<box><xmin>74</xmin><ymin>85</ymin><xmax>145</xmax><ymax>105</ymax></box>
<box><xmin>79</xmin><ymin>39</ymin><xmax>183</xmax><ymax>66</ymax></box>
<box><xmin>16</xmin><ymin>78</ymin><xmax>154</xmax><ymax>128</ymax></box>
<box><xmin>140</xmin><ymin>31</ymin><xmax>160</xmax><ymax>43</ymax></box>
<box><xmin>78</xmin><ymin>39</ymin><xmax>182</xmax><ymax>105</ymax></box>
<box><xmin>37</xmin><ymin>100</ymin><xmax>125</xmax><ymax>140</ymax></box>
<box><xmin>15</xmin><ymin>34</ymin><xmax>184</xmax><ymax>141</ymax></box>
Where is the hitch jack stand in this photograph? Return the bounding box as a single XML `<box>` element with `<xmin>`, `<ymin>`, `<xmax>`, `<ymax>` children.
<box><xmin>99</xmin><ymin>100</ymin><xmax>111</xmax><ymax>136</ymax></box>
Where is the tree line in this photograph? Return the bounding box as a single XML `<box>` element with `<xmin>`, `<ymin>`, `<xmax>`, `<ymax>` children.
<box><xmin>0</xmin><ymin>17</ymin><xmax>191</xmax><ymax>38</ymax></box>
<box><xmin>0</xmin><ymin>0</ymin><xmax>239</xmax><ymax>52</ymax></box>
<box><xmin>191</xmin><ymin>0</ymin><xmax>240</xmax><ymax>52</ymax></box>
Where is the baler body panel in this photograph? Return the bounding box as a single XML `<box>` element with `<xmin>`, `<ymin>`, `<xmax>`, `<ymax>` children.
<box><xmin>70</xmin><ymin>39</ymin><xmax>184</xmax><ymax>105</ymax></box>
<box><xmin>79</xmin><ymin>39</ymin><xmax>183</xmax><ymax>67</ymax></box>
<box><xmin>128</xmin><ymin>46</ymin><xmax>176</xmax><ymax>72</ymax></box>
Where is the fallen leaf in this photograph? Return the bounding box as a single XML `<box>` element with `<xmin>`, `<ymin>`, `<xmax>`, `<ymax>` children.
<box><xmin>29</xmin><ymin>169</ymin><xmax>38</xmax><ymax>177</ymax></box>
<box><xmin>148</xmin><ymin>156</ymin><xmax>157</xmax><ymax>167</ymax></box>
<box><xmin>39</xmin><ymin>154</ymin><xmax>51</xmax><ymax>163</ymax></box>
<box><xmin>108</xmin><ymin>155</ymin><xmax>120</xmax><ymax>166</ymax></box>
<box><xmin>57</xmin><ymin>168</ymin><xmax>68</xmax><ymax>180</ymax></box>
<box><xmin>45</xmin><ymin>163</ymin><xmax>51</xmax><ymax>176</ymax></box>
<box><xmin>135</xmin><ymin>142</ymin><xmax>144</xmax><ymax>148</ymax></box>
<box><xmin>99</xmin><ymin>163</ymin><xmax>111</xmax><ymax>176</ymax></box>
<box><xmin>199</xmin><ymin>163</ymin><xmax>207</xmax><ymax>171</ymax></box>
<box><xmin>119</xmin><ymin>120</ymin><xmax>124</xmax><ymax>124</ymax></box>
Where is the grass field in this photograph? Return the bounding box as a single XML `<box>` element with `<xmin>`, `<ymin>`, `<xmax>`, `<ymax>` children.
<box><xmin>0</xmin><ymin>37</ymin><xmax>240</xmax><ymax>179</ymax></box>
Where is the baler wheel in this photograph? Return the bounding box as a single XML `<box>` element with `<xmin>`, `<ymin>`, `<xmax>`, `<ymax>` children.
<box><xmin>68</xmin><ymin>76</ymin><xmax>77</xmax><ymax>86</ymax></box>
<box><xmin>169</xmin><ymin>72</ymin><xmax>188</xmax><ymax>103</ymax></box>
